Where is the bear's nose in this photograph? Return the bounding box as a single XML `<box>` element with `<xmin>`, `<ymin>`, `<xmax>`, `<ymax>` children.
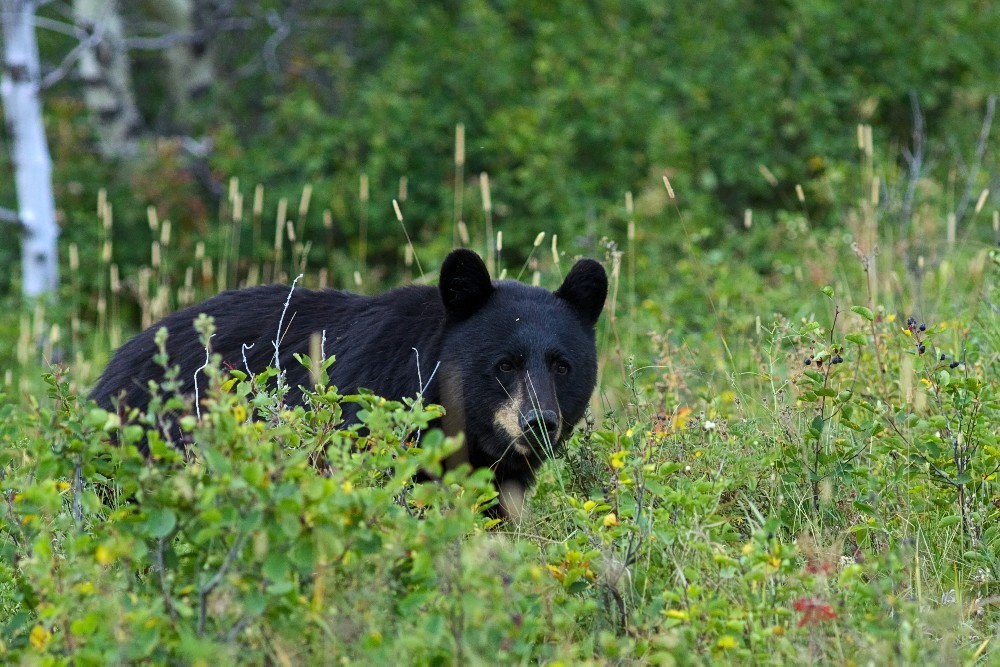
<box><xmin>519</xmin><ymin>409</ymin><xmax>560</xmax><ymax>442</ymax></box>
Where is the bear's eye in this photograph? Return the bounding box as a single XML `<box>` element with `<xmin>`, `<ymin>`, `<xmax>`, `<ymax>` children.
<box><xmin>552</xmin><ymin>360</ymin><xmax>570</xmax><ymax>375</ymax></box>
<box><xmin>498</xmin><ymin>360</ymin><xmax>516</xmax><ymax>373</ymax></box>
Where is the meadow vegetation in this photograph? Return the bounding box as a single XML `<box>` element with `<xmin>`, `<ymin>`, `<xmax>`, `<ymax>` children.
<box><xmin>1</xmin><ymin>132</ymin><xmax>998</xmax><ymax>663</ymax></box>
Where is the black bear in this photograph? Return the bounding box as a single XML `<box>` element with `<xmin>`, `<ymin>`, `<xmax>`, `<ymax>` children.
<box><xmin>91</xmin><ymin>249</ymin><xmax>607</xmax><ymax>517</ymax></box>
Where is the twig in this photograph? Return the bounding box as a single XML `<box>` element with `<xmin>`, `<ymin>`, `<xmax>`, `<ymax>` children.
<box><xmin>193</xmin><ymin>334</ymin><xmax>216</xmax><ymax>421</ymax></box>
<box><xmin>155</xmin><ymin>536</ymin><xmax>179</xmax><ymax>622</ymax></box>
<box><xmin>272</xmin><ymin>275</ymin><xmax>303</xmax><ymax>372</ymax></box>
<box><xmin>124</xmin><ymin>18</ymin><xmax>256</xmax><ymax>50</ymax></box>
<box><xmin>198</xmin><ymin>530</ymin><xmax>250</xmax><ymax>636</ymax></box>
<box><xmin>955</xmin><ymin>95</ymin><xmax>997</xmax><ymax>225</ymax></box>
<box><xmin>40</xmin><ymin>20</ymin><xmax>105</xmax><ymax>89</ymax></box>
<box><xmin>262</xmin><ymin>10</ymin><xmax>290</xmax><ymax>75</ymax></box>
<box><xmin>900</xmin><ymin>91</ymin><xmax>925</xmax><ymax>239</ymax></box>
<box><xmin>0</xmin><ymin>207</ymin><xmax>20</xmax><ymax>224</ymax></box>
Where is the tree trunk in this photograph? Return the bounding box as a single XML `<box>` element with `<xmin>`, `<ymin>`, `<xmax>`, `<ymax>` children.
<box><xmin>73</xmin><ymin>0</ymin><xmax>140</xmax><ymax>157</ymax></box>
<box><xmin>1</xmin><ymin>0</ymin><xmax>59</xmax><ymax>298</ymax></box>
<box><xmin>154</xmin><ymin>0</ymin><xmax>216</xmax><ymax>123</ymax></box>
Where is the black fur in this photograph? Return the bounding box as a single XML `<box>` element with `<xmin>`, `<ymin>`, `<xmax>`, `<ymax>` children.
<box><xmin>91</xmin><ymin>249</ymin><xmax>608</xmax><ymax>516</ymax></box>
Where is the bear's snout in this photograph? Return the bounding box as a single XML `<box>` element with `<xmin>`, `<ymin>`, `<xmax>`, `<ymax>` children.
<box><xmin>519</xmin><ymin>409</ymin><xmax>560</xmax><ymax>443</ymax></box>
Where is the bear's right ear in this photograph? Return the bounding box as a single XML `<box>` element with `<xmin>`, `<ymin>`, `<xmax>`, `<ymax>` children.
<box><xmin>439</xmin><ymin>249</ymin><xmax>493</xmax><ymax>320</ymax></box>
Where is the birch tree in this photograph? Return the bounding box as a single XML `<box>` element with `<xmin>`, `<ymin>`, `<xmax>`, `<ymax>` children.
<box><xmin>1</xmin><ymin>0</ymin><xmax>59</xmax><ymax>299</ymax></box>
<box><xmin>73</xmin><ymin>0</ymin><xmax>140</xmax><ymax>157</ymax></box>
<box><xmin>152</xmin><ymin>0</ymin><xmax>216</xmax><ymax>120</ymax></box>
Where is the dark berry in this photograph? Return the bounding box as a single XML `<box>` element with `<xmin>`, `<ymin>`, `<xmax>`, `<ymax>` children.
<box><xmin>918</xmin><ymin>323</ymin><xmax>926</xmax><ymax>332</ymax></box>
<box><xmin>950</xmin><ymin>361</ymin><xmax>960</xmax><ymax>369</ymax></box>
<box><xmin>918</xmin><ymin>343</ymin><xmax>926</xmax><ymax>354</ymax></box>
<box><xmin>940</xmin><ymin>353</ymin><xmax>947</xmax><ymax>361</ymax></box>
<box><xmin>804</xmin><ymin>358</ymin><xmax>812</xmax><ymax>366</ymax></box>
<box><xmin>832</xmin><ymin>355</ymin><xmax>843</xmax><ymax>364</ymax></box>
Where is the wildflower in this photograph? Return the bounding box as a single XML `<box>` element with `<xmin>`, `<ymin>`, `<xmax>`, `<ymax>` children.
<box><xmin>95</xmin><ymin>544</ymin><xmax>114</xmax><ymax>565</ymax></box>
<box><xmin>793</xmin><ymin>596</ymin><xmax>837</xmax><ymax>627</ymax></box>
<box><xmin>30</xmin><ymin>625</ymin><xmax>52</xmax><ymax>650</ymax></box>
<box><xmin>717</xmin><ymin>635</ymin><xmax>739</xmax><ymax>650</ymax></box>
<box><xmin>610</xmin><ymin>450</ymin><xmax>627</xmax><ymax>469</ymax></box>
<box><xmin>703</xmin><ymin>420</ymin><xmax>717</xmax><ymax>432</ymax></box>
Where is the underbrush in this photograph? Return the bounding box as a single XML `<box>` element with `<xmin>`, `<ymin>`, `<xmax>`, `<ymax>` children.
<box><xmin>3</xmin><ymin>128</ymin><xmax>1000</xmax><ymax>662</ymax></box>
<box><xmin>2</xmin><ymin>243</ymin><xmax>998</xmax><ymax>663</ymax></box>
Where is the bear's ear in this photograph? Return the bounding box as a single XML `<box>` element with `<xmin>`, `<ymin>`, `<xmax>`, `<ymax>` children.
<box><xmin>554</xmin><ymin>259</ymin><xmax>608</xmax><ymax>327</ymax></box>
<box><xmin>439</xmin><ymin>249</ymin><xmax>493</xmax><ymax>320</ymax></box>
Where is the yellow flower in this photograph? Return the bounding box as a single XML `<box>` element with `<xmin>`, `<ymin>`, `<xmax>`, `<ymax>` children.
<box><xmin>610</xmin><ymin>450</ymin><xmax>626</xmax><ymax>469</ymax></box>
<box><xmin>56</xmin><ymin>481</ymin><xmax>70</xmax><ymax>491</ymax></box>
<box><xmin>233</xmin><ymin>405</ymin><xmax>247</xmax><ymax>421</ymax></box>
<box><xmin>341</xmin><ymin>480</ymin><xmax>353</xmax><ymax>493</ymax></box>
<box><xmin>717</xmin><ymin>635</ymin><xmax>739</xmax><ymax>650</ymax></box>
<box><xmin>664</xmin><ymin>609</ymin><xmax>689</xmax><ymax>620</ymax></box>
<box><xmin>95</xmin><ymin>544</ymin><xmax>114</xmax><ymax>565</ymax></box>
<box><xmin>741</xmin><ymin>543</ymin><xmax>753</xmax><ymax>556</ymax></box>
<box><xmin>30</xmin><ymin>625</ymin><xmax>51</xmax><ymax>650</ymax></box>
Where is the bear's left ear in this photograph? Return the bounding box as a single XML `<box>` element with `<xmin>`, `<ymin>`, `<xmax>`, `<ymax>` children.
<box><xmin>439</xmin><ymin>249</ymin><xmax>494</xmax><ymax>320</ymax></box>
<box><xmin>554</xmin><ymin>259</ymin><xmax>608</xmax><ymax>327</ymax></box>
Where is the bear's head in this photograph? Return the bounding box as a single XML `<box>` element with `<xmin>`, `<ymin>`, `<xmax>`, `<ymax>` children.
<box><xmin>436</xmin><ymin>249</ymin><xmax>607</xmax><ymax>493</ymax></box>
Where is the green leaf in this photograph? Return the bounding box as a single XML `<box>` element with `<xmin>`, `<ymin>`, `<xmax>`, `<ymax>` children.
<box><xmin>820</xmin><ymin>286</ymin><xmax>834</xmax><ymax>298</ymax></box>
<box><xmin>263</xmin><ymin>551</ymin><xmax>291</xmax><ymax>581</ymax></box>
<box><xmin>804</xmin><ymin>370</ymin><xmax>825</xmax><ymax>384</ymax></box>
<box><xmin>851</xmin><ymin>306</ymin><xmax>874</xmax><ymax>321</ymax></box>
<box><xmin>852</xmin><ymin>500</ymin><xmax>875</xmax><ymax>516</ymax></box>
<box><xmin>845</xmin><ymin>333</ymin><xmax>867</xmax><ymax>346</ymax></box>
<box><xmin>145</xmin><ymin>508</ymin><xmax>177</xmax><ymax>538</ymax></box>
<box><xmin>937</xmin><ymin>515</ymin><xmax>961</xmax><ymax>529</ymax></box>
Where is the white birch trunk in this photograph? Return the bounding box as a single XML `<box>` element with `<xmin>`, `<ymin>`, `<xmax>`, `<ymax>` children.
<box><xmin>73</xmin><ymin>0</ymin><xmax>140</xmax><ymax>157</ymax></box>
<box><xmin>0</xmin><ymin>0</ymin><xmax>59</xmax><ymax>298</ymax></box>
<box><xmin>155</xmin><ymin>0</ymin><xmax>215</xmax><ymax>117</ymax></box>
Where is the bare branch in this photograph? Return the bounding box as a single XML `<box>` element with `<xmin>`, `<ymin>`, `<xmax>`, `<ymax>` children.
<box><xmin>32</xmin><ymin>14</ymin><xmax>82</xmax><ymax>38</ymax></box>
<box><xmin>198</xmin><ymin>530</ymin><xmax>250</xmax><ymax>637</ymax></box>
<box><xmin>124</xmin><ymin>17</ymin><xmax>256</xmax><ymax>51</ymax></box>
<box><xmin>0</xmin><ymin>206</ymin><xmax>21</xmax><ymax>224</ymax></box>
<box><xmin>900</xmin><ymin>90</ymin><xmax>925</xmax><ymax>238</ymax></box>
<box><xmin>262</xmin><ymin>9</ymin><xmax>290</xmax><ymax>75</ymax></box>
<box><xmin>40</xmin><ymin>18</ymin><xmax>104</xmax><ymax>89</ymax></box>
<box><xmin>955</xmin><ymin>94</ymin><xmax>996</xmax><ymax>225</ymax></box>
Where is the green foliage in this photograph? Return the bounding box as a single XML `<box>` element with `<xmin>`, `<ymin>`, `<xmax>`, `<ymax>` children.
<box><xmin>6</xmin><ymin>0</ymin><xmax>999</xmax><ymax>299</ymax></box>
<box><xmin>2</xmin><ymin>4</ymin><xmax>1000</xmax><ymax>662</ymax></box>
